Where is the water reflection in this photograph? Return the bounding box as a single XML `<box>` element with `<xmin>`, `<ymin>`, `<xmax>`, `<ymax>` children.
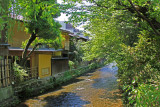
<box><xmin>43</xmin><ymin>92</ymin><xmax>90</xmax><ymax>107</ymax></box>
<box><xmin>92</xmin><ymin>63</ymin><xmax>118</xmax><ymax>91</ymax></box>
<box><xmin>93</xmin><ymin>76</ymin><xmax>118</xmax><ymax>91</ymax></box>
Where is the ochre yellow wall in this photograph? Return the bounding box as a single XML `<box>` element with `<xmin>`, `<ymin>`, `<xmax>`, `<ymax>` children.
<box><xmin>62</xmin><ymin>34</ymin><xmax>65</xmax><ymax>48</ymax></box>
<box><xmin>8</xmin><ymin>21</ymin><xmax>30</xmax><ymax>47</ymax></box>
<box><xmin>9</xmin><ymin>21</ymin><xmax>70</xmax><ymax>50</ymax></box>
<box><xmin>38</xmin><ymin>54</ymin><xmax>52</xmax><ymax>78</ymax></box>
<box><xmin>62</xmin><ymin>33</ymin><xmax>70</xmax><ymax>50</ymax></box>
<box><xmin>53</xmin><ymin>51</ymin><xmax>62</xmax><ymax>57</ymax></box>
<box><xmin>31</xmin><ymin>53</ymin><xmax>39</xmax><ymax>68</ymax></box>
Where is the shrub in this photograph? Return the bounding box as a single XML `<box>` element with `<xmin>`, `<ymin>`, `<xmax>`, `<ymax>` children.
<box><xmin>134</xmin><ymin>83</ymin><xmax>160</xmax><ymax>106</ymax></box>
<box><xmin>69</xmin><ymin>60</ymin><xmax>75</xmax><ymax>70</ymax></box>
<box><xmin>13</xmin><ymin>62</ymin><xmax>28</xmax><ymax>84</ymax></box>
<box><xmin>116</xmin><ymin>33</ymin><xmax>160</xmax><ymax>106</ymax></box>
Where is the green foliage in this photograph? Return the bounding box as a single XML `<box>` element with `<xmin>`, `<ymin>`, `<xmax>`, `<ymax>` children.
<box><xmin>21</xmin><ymin>34</ymin><xmax>63</xmax><ymax>49</ymax></box>
<box><xmin>10</xmin><ymin>0</ymin><xmax>62</xmax><ymax>67</ymax></box>
<box><xmin>82</xmin><ymin>18</ymin><xmax>121</xmax><ymax>62</ymax></box>
<box><xmin>118</xmin><ymin>33</ymin><xmax>160</xmax><ymax>83</ymax></box>
<box><xmin>15</xmin><ymin>0</ymin><xmax>62</xmax><ymax>42</ymax></box>
<box><xmin>0</xmin><ymin>0</ymin><xmax>15</xmax><ymax>42</ymax></box>
<box><xmin>117</xmin><ymin>32</ymin><xmax>160</xmax><ymax>106</ymax></box>
<box><xmin>25</xmin><ymin>18</ymin><xmax>61</xmax><ymax>40</ymax></box>
<box><xmin>55</xmin><ymin>62</ymin><xmax>103</xmax><ymax>85</ymax></box>
<box><xmin>134</xmin><ymin>84</ymin><xmax>160</xmax><ymax>107</ymax></box>
<box><xmin>1</xmin><ymin>0</ymin><xmax>62</xmax><ymax>67</ymax></box>
<box><xmin>69</xmin><ymin>38</ymin><xmax>84</xmax><ymax>67</ymax></box>
<box><xmin>69</xmin><ymin>60</ymin><xmax>75</xmax><ymax>70</ymax></box>
<box><xmin>63</xmin><ymin>0</ymin><xmax>160</xmax><ymax>106</ymax></box>
<box><xmin>13</xmin><ymin>62</ymin><xmax>28</xmax><ymax>83</ymax></box>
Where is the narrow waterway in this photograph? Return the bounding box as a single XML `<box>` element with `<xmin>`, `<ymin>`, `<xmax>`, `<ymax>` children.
<box><xmin>18</xmin><ymin>63</ymin><xmax>122</xmax><ymax>107</ymax></box>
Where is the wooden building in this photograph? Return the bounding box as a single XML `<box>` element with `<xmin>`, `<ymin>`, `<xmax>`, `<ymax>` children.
<box><xmin>8</xmin><ymin>20</ymin><xmax>88</xmax><ymax>79</ymax></box>
<box><xmin>8</xmin><ymin>20</ymin><xmax>68</xmax><ymax>79</ymax></box>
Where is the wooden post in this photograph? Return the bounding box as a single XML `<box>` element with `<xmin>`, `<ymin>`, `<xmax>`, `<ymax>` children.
<box><xmin>4</xmin><ymin>58</ymin><xmax>7</xmax><ymax>87</ymax></box>
<box><xmin>0</xmin><ymin>59</ymin><xmax>2</xmax><ymax>87</ymax></box>
<box><xmin>6</xmin><ymin>57</ymin><xmax>10</xmax><ymax>86</ymax></box>
<box><xmin>9</xmin><ymin>59</ymin><xmax>12</xmax><ymax>85</ymax></box>
<box><xmin>1</xmin><ymin>59</ymin><xmax>5</xmax><ymax>87</ymax></box>
<box><xmin>7</xmin><ymin>59</ymin><xmax>10</xmax><ymax>86</ymax></box>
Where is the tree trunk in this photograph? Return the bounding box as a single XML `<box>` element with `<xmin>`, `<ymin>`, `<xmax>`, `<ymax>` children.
<box><xmin>20</xmin><ymin>33</ymin><xmax>37</xmax><ymax>67</ymax></box>
<box><xmin>128</xmin><ymin>0</ymin><xmax>160</xmax><ymax>36</ymax></box>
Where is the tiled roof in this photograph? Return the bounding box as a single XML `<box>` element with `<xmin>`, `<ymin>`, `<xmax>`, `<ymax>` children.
<box><xmin>58</xmin><ymin>21</ymin><xmax>89</xmax><ymax>40</ymax></box>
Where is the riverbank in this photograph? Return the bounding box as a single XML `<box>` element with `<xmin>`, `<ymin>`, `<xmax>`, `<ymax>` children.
<box><xmin>8</xmin><ymin>63</ymin><xmax>103</xmax><ymax>107</ymax></box>
<box><xmin>17</xmin><ymin>63</ymin><xmax>122</xmax><ymax>107</ymax></box>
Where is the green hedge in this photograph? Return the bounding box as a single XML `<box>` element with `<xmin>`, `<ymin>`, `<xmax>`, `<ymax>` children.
<box><xmin>54</xmin><ymin>62</ymin><xmax>104</xmax><ymax>85</ymax></box>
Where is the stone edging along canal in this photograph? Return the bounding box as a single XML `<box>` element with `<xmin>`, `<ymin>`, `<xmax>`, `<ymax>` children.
<box><xmin>17</xmin><ymin>63</ymin><xmax>122</xmax><ymax>107</ymax></box>
<box><xmin>12</xmin><ymin>63</ymin><xmax>103</xmax><ymax>105</ymax></box>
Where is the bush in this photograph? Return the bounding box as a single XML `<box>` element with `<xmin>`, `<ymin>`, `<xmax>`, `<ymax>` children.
<box><xmin>13</xmin><ymin>62</ymin><xmax>28</xmax><ymax>84</ymax></box>
<box><xmin>69</xmin><ymin>60</ymin><xmax>75</xmax><ymax>70</ymax></box>
<box><xmin>116</xmin><ymin>33</ymin><xmax>160</xmax><ymax>106</ymax></box>
<box><xmin>134</xmin><ymin>84</ymin><xmax>160</xmax><ymax>106</ymax></box>
<box><xmin>55</xmin><ymin>62</ymin><xmax>103</xmax><ymax>85</ymax></box>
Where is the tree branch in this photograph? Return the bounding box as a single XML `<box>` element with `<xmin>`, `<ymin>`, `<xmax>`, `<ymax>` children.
<box><xmin>21</xmin><ymin>43</ymin><xmax>42</xmax><ymax>67</ymax></box>
<box><xmin>25</xmin><ymin>43</ymin><xmax>42</xmax><ymax>60</ymax></box>
<box><xmin>91</xmin><ymin>0</ymin><xmax>108</xmax><ymax>9</ymax></box>
<box><xmin>20</xmin><ymin>30</ymin><xmax>38</xmax><ymax>67</ymax></box>
<box><xmin>118</xmin><ymin>0</ymin><xmax>127</xmax><ymax>7</ymax></box>
<box><xmin>22</xmin><ymin>33</ymin><xmax>36</xmax><ymax>59</ymax></box>
<box><xmin>128</xmin><ymin>0</ymin><xmax>160</xmax><ymax>36</ymax></box>
<box><xmin>91</xmin><ymin>0</ymin><xmax>127</xmax><ymax>11</ymax></box>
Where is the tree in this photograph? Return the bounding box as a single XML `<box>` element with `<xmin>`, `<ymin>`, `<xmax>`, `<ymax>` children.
<box><xmin>0</xmin><ymin>0</ymin><xmax>9</xmax><ymax>44</ymax></box>
<box><xmin>69</xmin><ymin>37</ymin><xmax>84</xmax><ymax>67</ymax></box>
<box><xmin>62</xmin><ymin>0</ymin><xmax>160</xmax><ymax>106</ymax></box>
<box><xmin>63</xmin><ymin>0</ymin><xmax>160</xmax><ymax>36</ymax></box>
<box><xmin>82</xmin><ymin>18</ymin><xmax>121</xmax><ymax>61</ymax></box>
<box><xmin>10</xmin><ymin>0</ymin><xmax>62</xmax><ymax>67</ymax></box>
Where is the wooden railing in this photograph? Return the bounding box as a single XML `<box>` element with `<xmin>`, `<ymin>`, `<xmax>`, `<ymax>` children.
<box><xmin>24</xmin><ymin>67</ymin><xmax>38</xmax><ymax>81</ymax></box>
<box><xmin>0</xmin><ymin>58</ymin><xmax>39</xmax><ymax>87</ymax></box>
<box><xmin>0</xmin><ymin>59</ymin><xmax>12</xmax><ymax>88</ymax></box>
<box><xmin>12</xmin><ymin>66</ymin><xmax>38</xmax><ymax>85</ymax></box>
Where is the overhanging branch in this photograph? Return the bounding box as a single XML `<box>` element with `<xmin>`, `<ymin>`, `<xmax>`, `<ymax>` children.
<box><xmin>128</xmin><ymin>0</ymin><xmax>160</xmax><ymax>36</ymax></box>
<box><xmin>91</xmin><ymin>0</ymin><xmax>108</xmax><ymax>9</ymax></box>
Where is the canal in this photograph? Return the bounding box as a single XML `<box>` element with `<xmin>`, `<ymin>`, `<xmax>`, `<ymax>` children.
<box><xmin>18</xmin><ymin>63</ymin><xmax>122</xmax><ymax>107</ymax></box>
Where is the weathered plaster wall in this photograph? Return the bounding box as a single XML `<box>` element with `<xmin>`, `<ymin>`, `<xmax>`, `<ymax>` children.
<box><xmin>62</xmin><ymin>33</ymin><xmax>70</xmax><ymax>50</ymax></box>
<box><xmin>38</xmin><ymin>54</ymin><xmax>52</xmax><ymax>78</ymax></box>
<box><xmin>8</xmin><ymin>21</ymin><xmax>30</xmax><ymax>48</ymax></box>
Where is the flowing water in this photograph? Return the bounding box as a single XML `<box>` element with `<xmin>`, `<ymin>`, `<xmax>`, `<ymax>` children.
<box><xmin>18</xmin><ymin>63</ymin><xmax>122</xmax><ymax>107</ymax></box>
